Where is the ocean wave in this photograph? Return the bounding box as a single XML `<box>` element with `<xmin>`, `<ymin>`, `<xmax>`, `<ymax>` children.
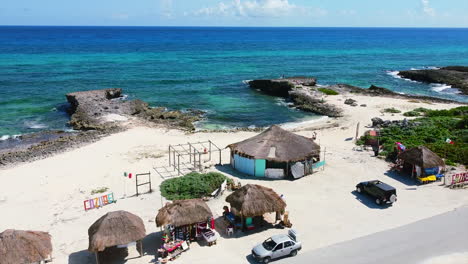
<box><xmin>280</xmin><ymin>116</ymin><xmax>329</xmax><ymax>130</ymax></box>
<box><xmin>430</xmin><ymin>83</ymin><xmax>461</xmax><ymax>94</ymax></box>
<box><xmin>275</xmin><ymin>98</ymin><xmax>294</xmax><ymax>107</ymax></box>
<box><xmin>0</xmin><ymin>134</ymin><xmax>21</xmax><ymax>141</ymax></box>
<box><xmin>386</xmin><ymin>70</ymin><xmax>419</xmax><ymax>83</ymax></box>
<box><xmin>242</xmin><ymin>80</ymin><xmax>251</xmax><ymax>85</ymax></box>
<box><xmin>24</xmin><ymin>121</ymin><xmax>48</xmax><ymax>129</ymax></box>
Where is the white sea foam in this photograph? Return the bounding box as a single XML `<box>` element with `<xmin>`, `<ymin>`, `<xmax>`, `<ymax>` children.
<box><xmin>430</xmin><ymin>83</ymin><xmax>462</xmax><ymax>94</ymax></box>
<box><xmin>242</xmin><ymin>80</ymin><xmax>251</xmax><ymax>85</ymax></box>
<box><xmin>386</xmin><ymin>70</ymin><xmax>402</xmax><ymax>79</ymax></box>
<box><xmin>25</xmin><ymin>121</ymin><xmax>48</xmax><ymax>129</ymax></box>
<box><xmin>0</xmin><ymin>135</ymin><xmax>10</xmax><ymax>141</ymax></box>
<box><xmin>275</xmin><ymin>98</ymin><xmax>294</xmax><ymax>107</ymax></box>
<box><xmin>280</xmin><ymin>116</ymin><xmax>329</xmax><ymax>130</ymax></box>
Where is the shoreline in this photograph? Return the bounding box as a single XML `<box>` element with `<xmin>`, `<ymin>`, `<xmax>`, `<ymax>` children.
<box><xmin>0</xmin><ymin>85</ymin><xmax>464</xmax><ymax>168</ymax></box>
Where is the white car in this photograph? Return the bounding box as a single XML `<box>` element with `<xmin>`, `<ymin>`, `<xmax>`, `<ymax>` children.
<box><xmin>251</xmin><ymin>229</ymin><xmax>302</xmax><ymax>263</ymax></box>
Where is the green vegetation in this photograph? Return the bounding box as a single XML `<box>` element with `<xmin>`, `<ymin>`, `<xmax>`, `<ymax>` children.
<box><xmin>403</xmin><ymin>107</ymin><xmax>431</xmax><ymax>117</ymax></box>
<box><xmin>318</xmin><ymin>88</ymin><xmax>339</xmax><ymax>95</ymax></box>
<box><xmin>91</xmin><ymin>187</ymin><xmax>109</xmax><ymax>195</ymax></box>
<box><xmin>358</xmin><ymin>106</ymin><xmax>467</xmax><ymax>165</ymax></box>
<box><xmin>160</xmin><ymin>172</ymin><xmax>233</xmax><ymax>200</ymax></box>
<box><xmin>383</xmin><ymin>107</ymin><xmax>402</xmax><ymax>114</ymax></box>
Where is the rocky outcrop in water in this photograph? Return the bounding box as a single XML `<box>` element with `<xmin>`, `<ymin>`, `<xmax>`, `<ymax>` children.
<box><xmin>248</xmin><ymin>77</ymin><xmax>316</xmax><ymax>97</ymax></box>
<box><xmin>289</xmin><ymin>90</ymin><xmax>343</xmax><ymax>117</ymax></box>
<box><xmin>66</xmin><ymin>88</ymin><xmax>201</xmax><ymax>131</ymax></box>
<box><xmin>398</xmin><ymin>66</ymin><xmax>468</xmax><ymax>95</ymax></box>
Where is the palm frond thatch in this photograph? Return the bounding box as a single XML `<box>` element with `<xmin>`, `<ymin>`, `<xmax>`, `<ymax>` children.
<box><xmin>88</xmin><ymin>211</ymin><xmax>146</xmax><ymax>252</ymax></box>
<box><xmin>398</xmin><ymin>146</ymin><xmax>445</xmax><ymax>168</ymax></box>
<box><xmin>0</xmin><ymin>229</ymin><xmax>52</xmax><ymax>264</ymax></box>
<box><xmin>226</xmin><ymin>184</ymin><xmax>286</xmax><ymax>217</ymax></box>
<box><xmin>227</xmin><ymin>125</ymin><xmax>320</xmax><ymax>162</ymax></box>
<box><xmin>156</xmin><ymin>199</ymin><xmax>213</xmax><ymax>227</ymax></box>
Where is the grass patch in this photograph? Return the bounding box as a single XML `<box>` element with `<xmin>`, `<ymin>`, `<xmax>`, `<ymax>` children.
<box><xmin>383</xmin><ymin>107</ymin><xmax>402</xmax><ymax>114</ymax></box>
<box><xmin>403</xmin><ymin>107</ymin><xmax>431</xmax><ymax>117</ymax></box>
<box><xmin>91</xmin><ymin>187</ymin><xmax>109</xmax><ymax>195</ymax></box>
<box><xmin>318</xmin><ymin>88</ymin><xmax>339</xmax><ymax>95</ymax></box>
<box><xmin>161</xmin><ymin>172</ymin><xmax>233</xmax><ymax>200</ymax></box>
<box><xmin>358</xmin><ymin>106</ymin><xmax>468</xmax><ymax>165</ymax></box>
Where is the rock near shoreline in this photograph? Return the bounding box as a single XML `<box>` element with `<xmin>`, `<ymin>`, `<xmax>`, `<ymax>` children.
<box><xmin>398</xmin><ymin>66</ymin><xmax>468</xmax><ymax>95</ymax></box>
<box><xmin>66</xmin><ymin>88</ymin><xmax>201</xmax><ymax>131</ymax></box>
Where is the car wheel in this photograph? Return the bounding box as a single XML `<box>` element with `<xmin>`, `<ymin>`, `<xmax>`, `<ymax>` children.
<box><xmin>290</xmin><ymin>250</ymin><xmax>298</xmax><ymax>257</ymax></box>
<box><xmin>356</xmin><ymin>187</ymin><xmax>361</xmax><ymax>193</ymax></box>
<box><xmin>375</xmin><ymin>198</ymin><xmax>381</xmax><ymax>205</ymax></box>
<box><xmin>263</xmin><ymin>257</ymin><xmax>271</xmax><ymax>263</ymax></box>
<box><xmin>389</xmin><ymin>194</ymin><xmax>397</xmax><ymax>203</ymax></box>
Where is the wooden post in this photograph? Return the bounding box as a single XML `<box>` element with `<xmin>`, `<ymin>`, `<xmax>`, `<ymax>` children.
<box><xmin>95</xmin><ymin>252</ymin><xmax>100</xmax><ymax>264</ymax></box>
<box><xmin>219</xmin><ymin>149</ymin><xmax>222</xmax><ymax>165</ymax></box>
<box><xmin>173</xmin><ymin>150</ymin><xmax>176</xmax><ymax>171</ymax></box>
<box><xmin>199</xmin><ymin>153</ymin><xmax>202</xmax><ymax>171</ymax></box>
<box><xmin>168</xmin><ymin>146</ymin><xmax>171</xmax><ymax>167</ymax></box>
<box><xmin>209</xmin><ymin>140</ymin><xmax>212</xmax><ymax>161</ymax></box>
<box><xmin>177</xmin><ymin>155</ymin><xmax>181</xmax><ymax>175</ymax></box>
<box><xmin>189</xmin><ymin>144</ymin><xmax>192</xmax><ymax>163</ymax></box>
<box><xmin>149</xmin><ymin>171</ymin><xmax>152</xmax><ymax>193</ymax></box>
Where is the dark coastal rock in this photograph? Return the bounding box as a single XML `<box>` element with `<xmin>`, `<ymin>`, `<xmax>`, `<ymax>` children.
<box><xmin>248</xmin><ymin>77</ymin><xmax>316</xmax><ymax>97</ymax></box>
<box><xmin>344</xmin><ymin>98</ymin><xmax>357</xmax><ymax>105</ymax></box>
<box><xmin>371</xmin><ymin>117</ymin><xmax>384</xmax><ymax>127</ymax></box>
<box><xmin>398</xmin><ymin>66</ymin><xmax>468</xmax><ymax>95</ymax></box>
<box><xmin>289</xmin><ymin>90</ymin><xmax>343</xmax><ymax>117</ymax></box>
<box><xmin>66</xmin><ymin>88</ymin><xmax>201</xmax><ymax>131</ymax></box>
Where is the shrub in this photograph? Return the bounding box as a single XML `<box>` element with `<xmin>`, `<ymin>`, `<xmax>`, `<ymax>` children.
<box><xmin>403</xmin><ymin>111</ymin><xmax>420</xmax><ymax>117</ymax></box>
<box><xmin>426</xmin><ymin>106</ymin><xmax>468</xmax><ymax>117</ymax></box>
<box><xmin>91</xmin><ymin>187</ymin><xmax>109</xmax><ymax>195</ymax></box>
<box><xmin>357</xmin><ymin>115</ymin><xmax>468</xmax><ymax>165</ymax></box>
<box><xmin>383</xmin><ymin>107</ymin><xmax>401</xmax><ymax>113</ymax></box>
<box><xmin>318</xmin><ymin>88</ymin><xmax>339</xmax><ymax>95</ymax></box>
<box><xmin>160</xmin><ymin>172</ymin><xmax>233</xmax><ymax>200</ymax></box>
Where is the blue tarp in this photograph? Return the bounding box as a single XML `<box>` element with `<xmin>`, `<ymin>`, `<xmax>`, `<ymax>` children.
<box><xmin>233</xmin><ymin>154</ymin><xmax>255</xmax><ymax>176</ymax></box>
<box><xmin>425</xmin><ymin>167</ymin><xmax>439</xmax><ymax>175</ymax></box>
<box><xmin>312</xmin><ymin>161</ymin><xmax>325</xmax><ymax>169</ymax></box>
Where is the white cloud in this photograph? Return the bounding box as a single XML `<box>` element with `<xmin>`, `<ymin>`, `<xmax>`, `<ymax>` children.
<box><xmin>190</xmin><ymin>0</ymin><xmax>324</xmax><ymax>18</ymax></box>
<box><xmin>421</xmin><ymin>0</ymin><xmax>435</xmax><ymax>16</ymax></box>
<box><xmin>160</xmin><ymin>0</ymin><xmax>174</xmax><ymax>18</ymax></box>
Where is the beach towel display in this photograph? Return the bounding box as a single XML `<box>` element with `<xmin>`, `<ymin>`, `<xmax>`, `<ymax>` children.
<box><xmin>291</xmin><ymin>162</ymin><xmax>305</xmax><ymax>179</ymax></box>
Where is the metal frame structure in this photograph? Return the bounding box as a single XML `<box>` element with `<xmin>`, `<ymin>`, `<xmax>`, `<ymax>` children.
<box><xmin>155</xmin><ymin>140</ymin><xmax>223</xmax><ymax>179</ymax></box>
<box><xmin>135</xmin><ymin>172</ymin><xmax>152</xmax><ymax>196</ymax></box>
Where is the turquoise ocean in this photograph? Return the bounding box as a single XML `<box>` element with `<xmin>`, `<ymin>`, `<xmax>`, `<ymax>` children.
<box><xmin>1</xmin><ymin>26</ymin><xmax>468</xmax><ymax>138</ymax></box>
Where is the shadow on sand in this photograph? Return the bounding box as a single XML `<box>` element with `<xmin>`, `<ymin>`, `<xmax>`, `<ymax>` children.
<box><xmin>384</xmin><ymin>170</ymin><xmax>417</xmax><ymax>187</ymax></box>
<box><xmin>69</xmin><ymin>232</ymin><xmax>163</xmax><ymax>264</ymax></box>
<box><xmin>350</xmin><ymin>191</ymin><xmax>392</xmax><ymax>209</ymax></box>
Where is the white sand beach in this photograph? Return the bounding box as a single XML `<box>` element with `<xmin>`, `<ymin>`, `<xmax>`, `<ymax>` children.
<box><xmin>0</xmin><ymin>94</ymin><xmax>466</xmax><ymax>264</ymax></box>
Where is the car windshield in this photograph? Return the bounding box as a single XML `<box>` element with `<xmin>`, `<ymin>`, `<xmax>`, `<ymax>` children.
<box><xmin>262</xmin><ymin>238</ymin><xmax>277</xmax><ymax>251</ymax></box>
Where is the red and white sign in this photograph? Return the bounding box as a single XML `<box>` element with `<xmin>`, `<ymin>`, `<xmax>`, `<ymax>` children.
<box><xmin>446</xmin><ymin>172</ymin><xmax>468</xmax><ymax>186</ymax></box>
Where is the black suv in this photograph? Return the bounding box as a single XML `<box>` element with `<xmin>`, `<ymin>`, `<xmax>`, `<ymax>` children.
<box><xmin>356</xmin><ymin>180</ymin><xmax>397</xmax><ymax>205</ymax></box>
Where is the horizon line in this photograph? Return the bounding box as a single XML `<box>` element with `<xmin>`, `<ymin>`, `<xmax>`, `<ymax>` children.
<box><xmin>1</xmin><ymin>25</ymin><xmax>468</xmax><ymax>29</ymax></box>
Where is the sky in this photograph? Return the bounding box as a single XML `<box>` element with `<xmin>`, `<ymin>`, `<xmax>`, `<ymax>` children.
<box><xmin>1</xmin><ymin>0</ymin><xmax>468</xmax><ymax>27</ymax></box>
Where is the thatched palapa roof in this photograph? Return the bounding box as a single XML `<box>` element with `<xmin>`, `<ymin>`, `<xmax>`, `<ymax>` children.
<box><xmin>156</xmin><ymin>199</ymin><xmax>213</xmax><ymax>227</ymax></box>
<box><xmin>398</xmin><ymin>146</ymin><xmax>445</xmax><ymax>168</ymax></box>
<box><xmin>226</xmin><ymin>184</ymin><xmax>286</xmax><ymax>217</ymax></box>
<box><xmin>88</xmin><ymin>211</ymin><xmax>146</xmax><ymax>252</ymax></box>
<box><xmin>0</xmin><ymin>229</ymin><xmax>52</xmax><ymax>264</ymax></box>
<box><xmin>227</xmin><ymin>125</ymin><xmax>320</xmax><ymax>162</ymax></box>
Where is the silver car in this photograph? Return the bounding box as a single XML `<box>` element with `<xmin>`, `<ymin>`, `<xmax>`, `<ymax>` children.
<box><xmin>251</xmin><ymin>229</ymin><xmax>302</xmax><ymax>263</ymax></box>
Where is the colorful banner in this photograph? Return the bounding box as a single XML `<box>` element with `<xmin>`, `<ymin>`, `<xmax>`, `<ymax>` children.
<box><xmin>446</xmin><ymin>172</ymin><xmax>468</xmax><ymax>186</ymax></box>
<box><xmin>84</xmin><ymin>192</ymin><xmax>116</xmax><ymax>211</ymax></box>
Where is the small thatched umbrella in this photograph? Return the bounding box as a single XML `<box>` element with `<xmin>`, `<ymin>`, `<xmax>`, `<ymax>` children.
<box><xmin>226</xmin><ymin>184</ymin><xmax>286</xmax><ymax>218</ymax></box>
<box><xmin>0</xmin><ymin>229</ymin><xmax>52</xmax><ymax>264</ymax></box>
<box><xmin>398</xmin><ymin>146</ymin><xmax>445</xmax><ymax>168</ymax></box>
<box><xmin>156</xmin><ymin>199</ymin><xmax>213</xmax><ymax>227</ymax></box>
<box><xmin>88</xmin><ymin>211</ymin><xmax>146</xmax><ymax>263</ymax></box>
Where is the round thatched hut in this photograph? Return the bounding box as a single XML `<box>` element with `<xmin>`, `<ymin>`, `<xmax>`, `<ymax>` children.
<box><xmin>225</xmin><ymin>184</ymin><xmax>286</xmax><ymax>230</ymax></box>
<box><xmin>0</xmin><ymin>229</ymin><xmax>52</xmax><ymax>264</ymax></box>
<box><xmin>227</xmin><ymin>125</ymin><xmax>321</xmax><ymax>179</ymax></box>
<box><xmin>398</xmin><ymin>146</ymin><xmax>445</xmax><ymax>177</ymax></box>
<box><xmin>156</xmin><ymin>199</ymin><xmax>213</xmax><ymax>242</ymax></box>
<box><xmin>88</xmin><ymin>211</ymin><xmax>146</xmax><ymax>264</ymax></box>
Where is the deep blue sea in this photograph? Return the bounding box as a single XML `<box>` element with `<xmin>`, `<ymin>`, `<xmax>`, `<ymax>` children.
<box><xmin>1</xmin><ymin>26</ymin><xmax>468</xmax><ymax>138</ymax></box>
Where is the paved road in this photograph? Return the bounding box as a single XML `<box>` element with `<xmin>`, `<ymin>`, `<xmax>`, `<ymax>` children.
<box><xmin>280</xmin><ymin>206</ymin><xmax>468</xmax><ymax>264</ymax></box>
